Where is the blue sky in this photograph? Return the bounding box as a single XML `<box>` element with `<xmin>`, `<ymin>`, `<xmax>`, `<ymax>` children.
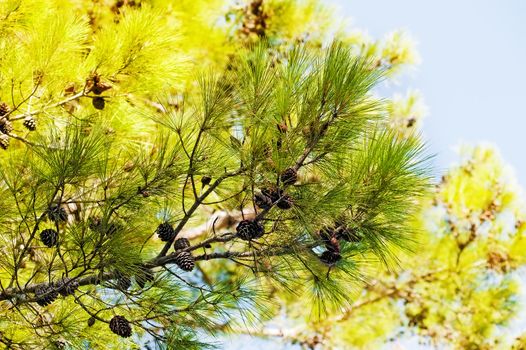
<box><xmin>328</xmin><ymin>0</ymin><xmax>526</xmax><ymax>187</ymax></box>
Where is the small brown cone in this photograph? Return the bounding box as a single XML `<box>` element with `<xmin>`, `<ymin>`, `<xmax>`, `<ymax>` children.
<box><xmin>0</xmin><ymin>134</ymin><xmax>9</xmax><ymax>150</ymax></box>
<box><xmin>0</xmin><ymin>102</ymin><xmax>10</xmax><ymax>116</ymax></box>
<box><xmin>174</xmin><ymin>251</ymin><xmax>195</xmax><ymax>271</ymax></box>
<box><xmin>92</xmin><ymin>97</ymin><xmax>105</xmax><ymax>110</ymax></box>
<box><xmin>109</xmin><ymin>315</ymin><xmax>132</xmax><ymax>338</ymax></box>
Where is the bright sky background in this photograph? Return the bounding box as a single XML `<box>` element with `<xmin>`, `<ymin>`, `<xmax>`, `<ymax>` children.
<box><xmin>225</xmin><ymin>1</ymin><xmax>526</xmax><ymax>348</ymax></box>
<box><xmin>329</xmin><ymin>0</ymin><xmax>526</xmax><ymax>188</ymax></box>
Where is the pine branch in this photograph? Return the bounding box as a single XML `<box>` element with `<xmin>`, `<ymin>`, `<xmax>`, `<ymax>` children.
<box><xmin>157</xmin><ymin>167</ymin><xmax>246</xmax><ymax>257</ymax></box>
<box><xmin>8</xmin><ymin>186</ymin><xmax>62</xmax><ymax>290</ymax></box>
<box><xmin>10</xmin><ymin>91</ymin><xmax>86</xmax><ymax>121</ymax></box>
<box><xmin>4</xmin><ymin>80</ymin><xmax>41</xmax><ymax>120</ymax></box>
<box><xmin>0</xmin><ymin>231</ymin><xmax>303</xmax><ymax>303</ymax></box>
<box><xmin>178</xmin><ymin>208</ymin><xmax>255</xmax><ymax>240</ymax></box>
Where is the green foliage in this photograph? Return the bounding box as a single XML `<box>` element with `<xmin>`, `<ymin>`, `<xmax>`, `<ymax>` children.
<box><xmin>0</xmin><ymin>1</ymin><xmax>431</xmax><ymax>349</ymax></box>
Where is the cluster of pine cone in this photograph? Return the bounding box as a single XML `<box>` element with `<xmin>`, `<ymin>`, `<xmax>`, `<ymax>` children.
<box><xmin>34</xmin><ymin>278</ymin><xmax>80</xmax><ymax>307</ymax></box>
<box><xmin>0</xmin><ymin>102</ymin><xmax>37</xmax><ymax>150</ymax></box>
<box><xmin>155</xmin><ymin>222</ymin><xmax>196</xmax><ymax>272</ymax></box>
<box><xmin>317</xmin><ymin>224</ymin><xmax>362</xmax><ymax>266</ymax></box>
<box><xmin>0</xmin><ymin>73</ymin><xmax>113</xmax><ymax>151</ymax></box>
<box><xmin>86</xmin><ymin>73</ymin><xmax>112</xmax><ymax>110</ymax></box>
<box><xmin>0</xmin><ymin>102</ymin><xmax>12</xmax><ymax>150</ymax></box>
<box><xmin>236</xmin><ymin>167</ymin><xmax>298</xmax><ymax>241</ymax></box>
<box><xmin>254</xmin><ymin>167</ymin><xmax>297</xmax><ymax>211</ymax></box>
<box><xmin>69</xmin><ymin>314</ymin><xmax>133</xmax><ymax>339</ymax></box>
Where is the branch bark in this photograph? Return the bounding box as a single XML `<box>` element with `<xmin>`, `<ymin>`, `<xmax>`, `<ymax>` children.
<box><xmin>157</xmin><ymin>167</ymin><xmax>246</xmax><ymax>257</ymax></box>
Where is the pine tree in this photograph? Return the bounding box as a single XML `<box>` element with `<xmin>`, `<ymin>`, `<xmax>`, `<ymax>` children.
<box><xmin>0</xmin><ymin>1</ymin><xmax>431</xmax><ymax>349</ymax></box>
